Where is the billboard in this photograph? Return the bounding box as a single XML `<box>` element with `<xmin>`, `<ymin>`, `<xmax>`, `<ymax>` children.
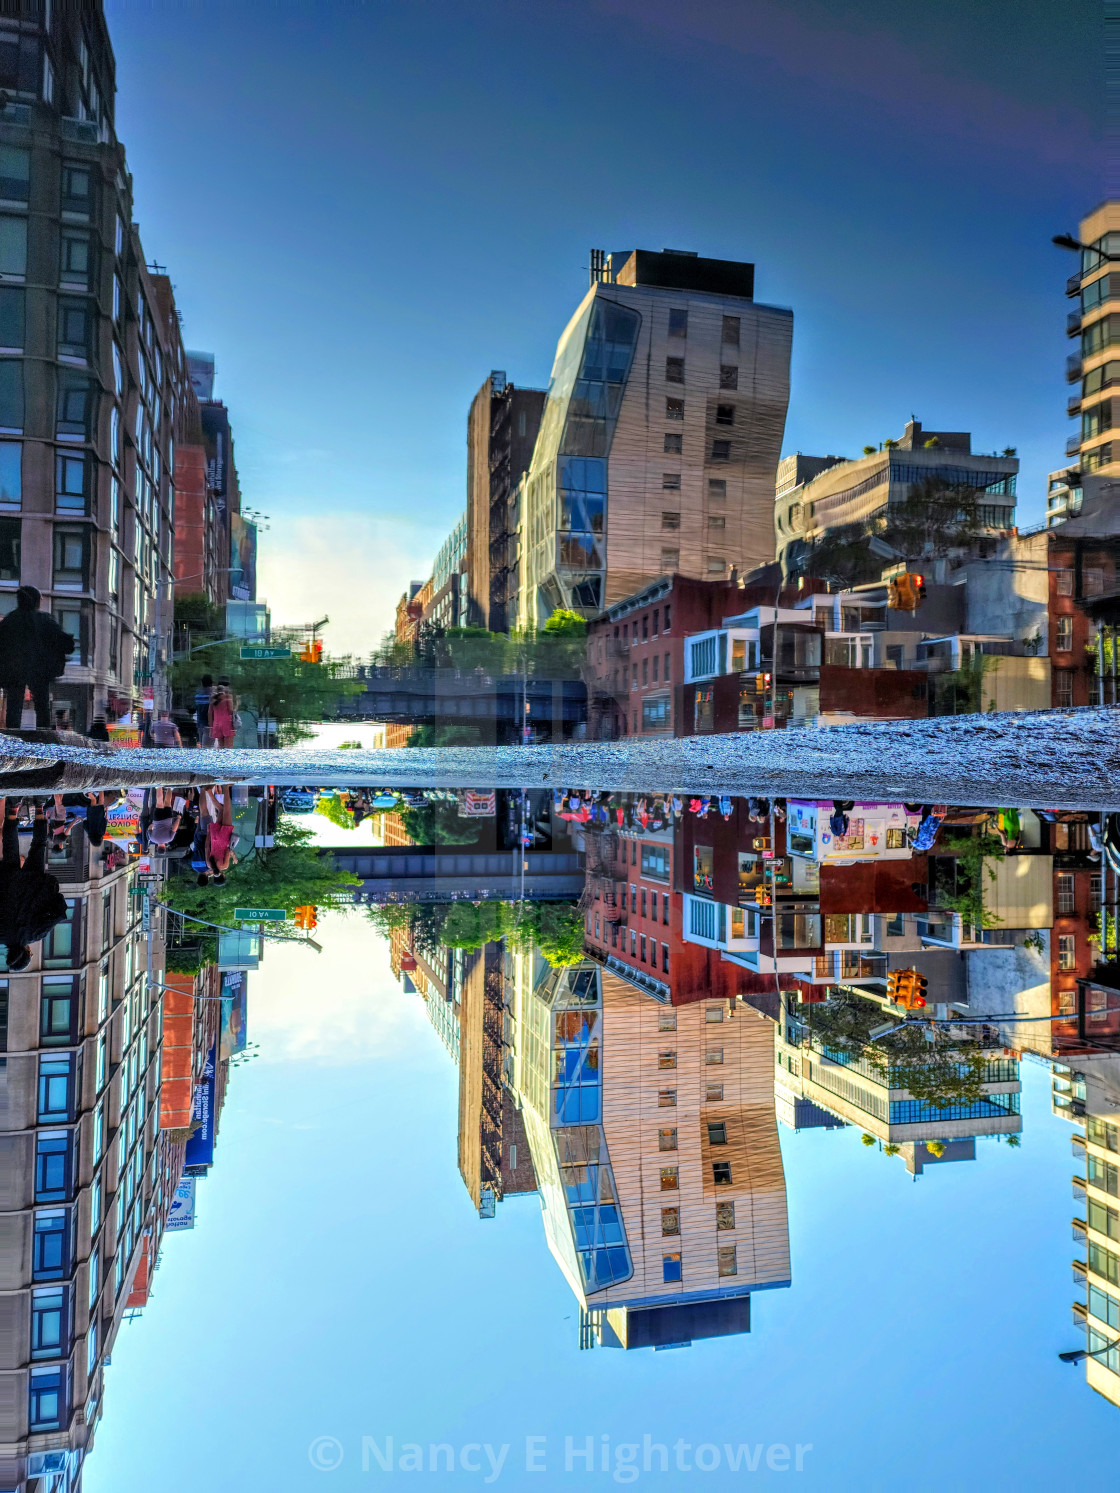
<box><xmin>220</xmin><ymin>971</ymin><xmax>248</xmax><ymax>1060</ymax></box>
<box><xmin>166</xmin><ymin>1176</ymin><xmax>196</xmax><ymax>1231</ymax></box>
<box><xmin>229</xmin><ymin>513</ymin><xmax>257</xmax><ymax>602</ymax></box>
<box><xmin>184</xmin><ymin>1043</ymin><xmax>217</xmax><ymax>1169</ymax></box>
<box><xmin>200</xmin><ymin>404</ymin><xmax>232</xmax><ymax>521</ymax></box>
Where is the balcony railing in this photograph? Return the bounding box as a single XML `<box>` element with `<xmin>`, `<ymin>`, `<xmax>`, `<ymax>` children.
<box><xmin>1068</xmin><ymin>354</ymin><xmax>1083</xmax><ymax>382</ymax></box>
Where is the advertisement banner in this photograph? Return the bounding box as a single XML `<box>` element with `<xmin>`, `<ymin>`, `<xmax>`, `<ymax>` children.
<box><xmin>229</xmin><ymin>513</ymin><xmax>258</xmax><ymax>602</ymax></box>
<box><xmin>457</xmin><ymin>790</ymin><xmax>496</xmax><ymax>818</ymax></box>
<box><xmin>184</xmin><ymin>1043</ymin><xmax>217</xmax><ymax>1170</ymax></box>
<box><xmin>105</xmin><ymin>803</ymin><xmax>141</xmax><ymax>846</ymax></box>
<box><xmin>220</xmin><ymin>971</ymin><xmax>248</xmax><ymax>1060</ymax></box>
<box><xmin>166</xmin><ymin>1176</ymin><xmax>196</xmax><ymax>1231</ymax></box>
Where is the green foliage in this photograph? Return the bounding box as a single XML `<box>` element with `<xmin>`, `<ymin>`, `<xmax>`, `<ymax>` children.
<box><xmin>160</xmin><ymin>817</ymin><xmax>360</xmax><ymax>939</ymax></box>
<box><xmin>171</xmin><ymin>640</ymin><xmax>361</xmax><ymax>732</ymax></box>
<box><xmin>860</xmin><ymin>1133</ymin><xmax>876</xmax><ymax>1146</ymax></box>
<box><xmin>365</xmin><ymin>896</ymin><xmax>585</xmax><ymax>967</ymax></box>
<box><xmin>400</xmin><ymin>801</ymin><xmax>482</xmax><ymax>847</ymax></box>
<box><xmin>935</xmin><ymin>831</ymin><xmax>1005</xmax><ymax>929</ymax></box>
<box><xmin>926</xmin><ymin>1141</ymin><xmax>946</xmax><ymax>1157</ymax></box>
<box><xmin>1006</xmin><ymin>1133</ymin><xmax>1021</xmax><ymax>1148</ymax></box>
<box><xmin>174</xmin><ymin>591</ymin><xmax>225</xmax><ymax>634</ymax></box>
<box><xmin>315</xmin><ymin>793</ymin><xmax>355</xmax><ymax>831</ymax></box>
<box><xmin>542</xmin><ymin>609</ymin><xmax>588</xmax><ymax>638</ymax></box>
<box><xmin>405</xmin><ymin>723</ymin><xmax>484</xmax><ymax>748</ymax></box>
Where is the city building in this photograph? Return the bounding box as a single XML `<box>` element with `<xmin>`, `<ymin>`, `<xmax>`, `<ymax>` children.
<box><xmin>0</xmin><ymin>839</ymin><xmax>167</xmax><ymax>1491</ymax></box>
<box><xmin>426</xmin><ymin>513</ymin><xmax>467</xmax><ymax>633</ymax></box>
<box><xmin>465</xmin><ymin>372</ymin><xmax>545</xmax><ymax>632</ymax></box>
<box><xmin>1065</xmin><ymin>202</ymin><xmax>1120</xmax><ymax>485</ymax></box>
<box><xmin>0</xmin><ymin>1</ymin><xmax>192</xmax><ymax>728</ymax></box>
<box><xmin>775</xmin><ymin>420</ymin><xmax>1018</xmax><ymax>578</ymax></box>
<box><xmin>516</xmin><ymin>249</ymin><xmax>792</xmax><ymax>625</ymax></box>
<box><xmin>183</xmin><ymin>351</ymin><xmax>248</xmax><ymax>606</ymax></box>
<box><xmin>1068</xmin><ymin>1055</ymin><xmax>1120</xmax><ymax>1408</ymax></box>
<box><xmin>172</xmin><ymin>350</ymin><xmax>243</xmax><ymax>611</ymax></box>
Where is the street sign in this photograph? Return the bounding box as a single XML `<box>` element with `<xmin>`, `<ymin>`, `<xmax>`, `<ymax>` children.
<box><xmin>234</xmin><ymin>907</ymin><xmax>287</xmax><ymax>922</ymax></box>
<box><xmin>239</xmin><ymin>645</ymin><xmax>290</xmax><ymax>660</ymax></box>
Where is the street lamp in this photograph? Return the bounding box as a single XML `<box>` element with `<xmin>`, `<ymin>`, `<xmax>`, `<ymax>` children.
<box><xmin>1058</xmin><ymin>1333</ymin><xmax>1120</xmax><ymax>1365</ymax></box>
<box><xmin>1053</xmin><ymin>233</ymin><xmax>1120</xmax><ymax>264</ymax></box>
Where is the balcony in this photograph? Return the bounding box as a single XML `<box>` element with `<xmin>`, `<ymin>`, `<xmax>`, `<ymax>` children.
<box><xmin>1068</xmin><ymin>273</ymin><xmax>1083</xmax><ymax>297</ymax></box>
<box><xmin>1069</xmin><ymin>394</ymin><xmax>1082</xmax><ymax>417</ymax></box>
<box><xmin>1068</xmin><ymin>355</ymin><xmax>1083</xmax><ymax>382</ymax></box>
<box><xmin>1068</xmin><ymin>310</ymin><xmax>1083</xmax><ymax>335</ymax></box>
<box><xmin>1073</xmin><ymin>1258</ymin><xmax>1087</xmax><ymax>1284</ymax></box>
<box><xmin>1067</xmin><ymin>435</ymin><xmax>1084</xmax><ymax>458</ymax></box>
<box><xmin>1073</xmin><ymin>1216</ymin><xmax>1088</xmax><ymax>1242</ymax></box>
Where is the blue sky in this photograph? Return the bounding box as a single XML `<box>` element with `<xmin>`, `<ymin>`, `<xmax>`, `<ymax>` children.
<box><xmin>84</xmin><ymin>912</ymin><xmax>1117</xmax><ymax>1491</ymax></box>
<box><xmin>104</xmin><ymin>0</ymin><xmax>1102</xmax><ymax>650</ymax></box>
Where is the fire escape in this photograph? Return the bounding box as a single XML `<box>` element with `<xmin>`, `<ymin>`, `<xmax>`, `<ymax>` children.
<box><xmin>489</xmin><ymin>386</ymin><xmax>516</xmax><ymax>634</ymax></box>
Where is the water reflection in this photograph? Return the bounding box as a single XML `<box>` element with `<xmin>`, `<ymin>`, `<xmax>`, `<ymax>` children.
<box><xmin>4</xmin><ymin>778</ymin><xmax>1120</xmax><ymax>1492</ymax></box>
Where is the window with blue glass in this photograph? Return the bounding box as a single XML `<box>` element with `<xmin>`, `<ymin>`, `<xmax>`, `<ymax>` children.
<box><xmin>39</xmin><ymin>977</ymin><xmax>76</xmax><ymax>1046</ymax></box>
<box><xmin>1088</xmin><ymin>1329</ymin><xmax>1120</xmax><ymax>1375</ymax></box>
<box><xmin>28</xmin><ymin>1365</ymin><xmax>65</xmax><ymax>1431</ymax></box>
<box><xmin>662</xmin><ymin>1252</ymin><xmax>683</xmax><ymax>1283</ymax></box>
<box><xmin>888</xmin><ymin>1094</ymin><xmax>1020</xmax><ymax>1124</ymax></box>
<box><xmin>1089</xmin><ymin>1284</ymin><xmax>1120</xmax><ymax>1330</ymax></box>
<box><xmin>32</xmin><ymin>1210</ymin><xmax>69</xmax><ymax>1280</ymax></box>
<box><xmin>30</xmin><ymin>1286</ymin><xmax>66</xmax><ymax>1359</ymax></box>
<box><xmin>35</xmin><ymin>1132</ymin><xmax>71</xmax><ymax>1202</ymax></box>
<box><xmin>38</xmin><ymin>1054</ymin><xmax>74</xmax><ymax>1122</ymax></box>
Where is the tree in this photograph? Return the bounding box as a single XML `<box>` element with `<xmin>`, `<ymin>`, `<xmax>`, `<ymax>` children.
<box><xmin>171</xmin><ymin>640</ymin><xmax>361</xmax><ymax>741</ymax></box>
<box><xmin>933</xmin><ymin>831</ymin><xmax>1005</xmax><ymax>930</ymax></box>
<box><xmin>543</xmin><ymin>609</ymin><xmax>587</xmax><ymax>639</ymax></box>
<box><xmin>315</xmin><ymin>793</ymin><xmax>354</xmax><ymax>831</ymax></box>
<box><xmin>877</xmin><ymin>477</ymin><xmax>989</xmax><ymax>561</ymax></box>
<box><xmin>400</xmin><ymin>800</ymin><xmax>482</xmax><ymax>847</ymax></box>
<box><xmin>160</xmin><ymin>817</ymin><xmax>360</xmax><ymax>951</ymax></box>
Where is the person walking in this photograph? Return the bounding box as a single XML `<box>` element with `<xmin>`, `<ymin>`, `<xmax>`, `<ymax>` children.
<box><xmin>200</xmin><ymin>785</ymin><xmax>236</xmax><ymax>879</ymax></box>
<box><xmin>209</xmin><ymin>682</ymin><xmax>238</xmax><ymax>749</ymax></box>
<box><xmin>149</xmin><ymin>710</ymin><xmax>182</xmax><ymax>748</ymax></box>
<box><xmin>193</xmin><ymin>674</ymin><xmax>215</xmax><ymax>747</ymax></box>
<box><xmin>0</xmin><ymin>798</ymin><xmax>69</xmax><ymax>969</ymax></box>
<box><xmin>0</xmin><ymin>586</ymin><xmax>75</xmax><ymax>729</ymax></box>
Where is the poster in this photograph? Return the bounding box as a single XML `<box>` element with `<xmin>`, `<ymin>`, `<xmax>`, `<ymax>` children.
<box><xmin>219</xmin><ymin>970</ymin><xmax>248</xmax><ymax>1060</ymax></box>
<box><xmin>166</xmin><ymin>1176</ymin><xmax>196</xmax><ymax>1232</ymax></box>
<box><xmin>229</xmin><ymin>513</ymin><xmax>258</xmax><ymax>602</ymax></box>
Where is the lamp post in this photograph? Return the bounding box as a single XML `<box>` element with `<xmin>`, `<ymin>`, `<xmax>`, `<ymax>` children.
<box><xmin>1058</xmin><ymin>1333</ymin><xmax>1120</xmax><ymax>1365</ymax></box>
<box><xmin>1053</xmin><ymin>233</ymin><xmax>1120</xmax><ymax>264</ymax></box>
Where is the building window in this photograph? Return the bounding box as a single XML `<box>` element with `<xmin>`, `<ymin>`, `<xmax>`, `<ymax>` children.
<box><xmin>658</xmin><ymin>1089</ymin><xmax>676</xmax><ymax>1107</ymax></box>
<box><xmin>665</xmin><ymin>357</ymin><xmax>684</xmax><ymax>383</ymax></box>
<box><xmin>53</xmin><ymin>600</ymin><xmax>89</xmax><ymax>666</ymax></box>
<box><xmin>705</xmin><ymin>1005</ymin><xmax>725</xmax><ymax>1023</ymax></box>
<box><xmin>1058</xmin><ymin>933</ymin><xmax>1077</xmax><ymax>971</ymax></box>
<box><xmin>708</xmin><ymin>479</ymin><xmax>726</xmax><ymax>502</ymax></box>
<box><xmin>668</xmin><ymin>308</ymin><xmax>688</xmax><ymax>337</ymax></box>
<box><xmin>28</xmin><ymin>1365</ymin><xmax>65</xmax><ymax>1431</ymax></box>
<box><xmin>658</xmin><ymin>1049</ymin><xmax>677</xmax><ymax>1071</ymax></box>
<box><xmin>706</xmin><ymin>1083</ymin><xmax>724</xmax><ymax>1103</ymax></box>
<box><xmin>38</xmin><ymin>1054</ymin><xmax>74</xmax><ymax>1123</ymax></box>
<box><xmin>705</xmin><ymin>1048</ymin><xmax>724</xmax><ymax>1065</ymax></box>
<box><xmin>57</xmin><ymin>298</ymin><xmax>91</xmax><ymax>361</ymax></box>
<box><xmin>664</xmin><ymin>432</ymin><xmax>682</xmax><ymax>454</ymax></box>
<box><xmin>1056</xmin><ymin>615</ymin><xmax>1074</xmax><ymax>651</ymax></box>
<box><xmin>662</xmin><ymin>472</ymin><xmax>681</xmax><ymax>490</ymax></box>
<box><xmin>661</xmin><ymin>511</ymin><xmax>681</xmax><ymax>530</ymax></box>
<box><xmin>1057</xmin><ymin>873</ymin><xmax>1076</xmax><ymax>915</ymax></box>
<box><xmin>33</xmin><ymin>1211</ymin><xmax>68</xmax><ymax>1281</ymax></box>
<box><xmin>716</xmin><ymin>1201</ymin><xmax>736</xmax><ymax>1231</ymax></box>
<box><xmin>719</xmin><ymin>364</ymin><xmax>739</xmax><ymax>390</ymax></box>
<box><xmin>707</xmin><ymin>1121</ymin><xmax>728</xmax><ymax>1145</ymax></box>
<box><xmin>712</xmin><ymin>1160</ymin><xmax>733</xmax><ymax>1186</ymax></box>
<box><xmin>39</xmin><ymin>979</ymin><xmax>74</xmax><ymax>1046</ymax></box>
<box><xmin>0</xmin><ymin>285</ymin><xmax>23</xmax><ymax>352</ymax></box>
<box><xmin>706</xmin><ymin>557</ymin><xmax>726</xmax><ymax>575</ymax></box>
<box><xmin>662</xmin><ymin>1252</ymin><xmax>683</xmax><ymax>1283</ymax></box>
<box><xmin>715</xmin><ymin>404</ymin><xmax>735</xmax><ymax>426</ymax></box>
<box><xmin>661</xmin><ymin>1207</ymin><xmax>680</xmax><ymax>1236</ymax></box>
<box><xmin>660</xmin><ymin>1166</ymin><xmax>678</xmax><ymax>1190</ymax></box>
<box><xmin>60</xmin><ymin>231</ymin><xmax>92</xmax><ymax>290</ymax></box>
<box><xmin>55</xmin><ymin>452</ymin><xmax>88</xmax><ymax>514</ymax></box>
<box><xmin>31</xmin><ymin>1287</ymin><xmax>66</xmax><ymax>1359</ymax></box>
<box><xmin>0</xmin><ymin>441</ymin><xmax>19</xmax><ymax>506</ymax></box>
<box><xmin>721</xmin><ymin>315</ymin><xmax>740</xmax><ymax>346</ymax></box>
<box><xmin>1055</xmin><ymin>669</ymin><xmax>1074</xmax><ymax>708</ymax></box>
<box><xmin>0</xmin><ymin>215</ymin><xmax>27</xmax><ymax>278</ymax></box>
<box><xmin>42</xmin><ymin>900</ymin><xmax>77</xmax><ymax>967</ymax></box>
<box><xmin>56</xmin><ymin>373</ymin><xmax>94</xmax><ymax>440</ymax></box>
<box><xmin>0</xmin><ymin>145</ymin><xmax>29</xmax><ymax>202</ymax></box>
<box><xmin>53</xmin><ymin>526</ymin><xmax>88</xmax><ymax>589</ymax></box>
<box><xmin>665</xmin><ymin>397</ymin><xmax>684</xmax><ymax>421</ymax></box>
<box><xmin>658</xmin><ymin>1128</ymin><xmax>678</xmax><ymax>1151</ymax></box>
<box><xmin>711</xmin><ymin>439</ymin><xmax>732</xmax><ymax>462</ymax></box>
<box><xmin>110</xmin><ymin>405</ymin><xmax>120</xmax><ymax>465</ymax></box>
<box><xmin>718</xmin><ymin>1246</ymin><xmax>738</xmax><ymax>1277</ymax></box>
<box><xmin>1055</xmin><ymin>568</ymin><xmax>1075</xmax><ymax>596</ymax></box>
<box><xmin>658</xmin><ymin>1010</ymin><xmax>676</xmax><ymax>1031</ymax></box>
<box><xmin>0</xmin><ymin>362</ymin><xmax>21</xmax><ymax>434</ymax></box>
<box><xmin>660</xmin><ymin>547</ymin><xmax>679</xmax><ymax>571</ymax></box>
<box><xmin>708</xmin><ymin>514</ymin><xmax>726</xmax><ymax>531</ymax></box>
<box><xmin>61</xmin><ymin>162</ymin><xmax>92</xmax><ymax>215</ymax></box>
<box><xmin>35</xmin><ymin>1133</ymin><xmax>70</xmax><ymax>1202</ymax></box>
<box><xmin>663</xmin><ymin>944</ymin><xmax>669</xmax><ymax>973</ymax></box>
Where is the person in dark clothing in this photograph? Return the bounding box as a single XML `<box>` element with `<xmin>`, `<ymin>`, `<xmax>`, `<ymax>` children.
<box><xmin>0</xmin><ymin>798</ymin><xmax>69</xmax><ymax>969</ymax></box>
<box><xmin>88</xmin><ymin>716</ymin><xmax>110</xmax><ymax>742</ymax></box>
<box><xmin>0</xmin><ymin>586</ymin><xmax>75</xmax><ymax>729</ymax></box>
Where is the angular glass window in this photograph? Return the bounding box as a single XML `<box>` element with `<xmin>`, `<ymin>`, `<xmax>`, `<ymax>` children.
<box><xmin>60</xmin><ymin>231</ymin><xmax>92</xmax><ymax>289</ymax></box>
<box><xmin>55</xmin><ymin>452</ymin><xmax>88</xmax><ymax>515</ymax></box>
<box><xmin>38</xmin><ymin>1055</ymin><xmax>73</xmax><ymax>1122</ymax></box>
<box><xmin>112</xmin><ymin>342</ymin><xmax>123</xmax><ymax>396</ymax></box>
<box><xmin>40</xmin><ymin>979</ymin><xmax>74</xmax><ymax>1045</ymax></box>
<box><xmin>30</xmin><ymin>1287</ymin><xmax>66</xmax><ymax>1359</ymax></box>
<box><xmin>0</xmin><ymin>145</ymin><xmax>29</xmax><ymax>201</ymax></box>
<box><xmin>35</xmin><ymin>1133</ymin><xmax>70</xmax><ymax>1202</ymax></box>
<box><xmin>110</xmin><ymin>406</ymin><xmax>120</xmax><ymax>465</ymax></box>
<box><xmin>0</xmin><ymin>441</ymin><xmax>20</xmax><ymax>504</ymax></box>
<box><xmin>53</xmin><ymin>526</ymin><xmax>88</xmax><ymax>589</ymax></box>
<box><xmin>56</xmin><ymin>373</ymin><xmax>95</xmax><ymax>440</ymax></box>
<box><xmin>29</xmin><ymin>1365</ymin><xmax>65</xmax><ymax>1431</ymax></box>
<box><xmin>0</xmin><ymin>360</ymin><xmax>22</xmax><ymax>433</ymax></box>
<box><xmin>0</xmin><ymin>285</ymin><xmax>23</xmax><ymax>351</ymax></box>
<box><xmin>0</xmin><ymin>214</ymin><xmax>26</xmax><ymax>277</ymax></box>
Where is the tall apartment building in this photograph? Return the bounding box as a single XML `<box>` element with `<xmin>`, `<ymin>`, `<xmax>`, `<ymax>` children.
<box><xmin>516</xmin><ymin>249</ymin><xmax>792</xmax><ymax>626</ymax></box>
<box><xmin>0</xmin><ymin>1</ymin><xmax>189</xmax><ymax>729</ymax></box>
<box><xmin>182</xmin><ymin>351</ymin><xmax>244</xmax><ymax>608</ymax></box>
<box><xmin>775</xmin><ymin>420</ymin><xmax>1018</xmax><ymax>577</ymax></box>
<box><xmin>1067</xmin><ymin>1056</ymin><xmax>1120</xmax><ymax>1408</ymax></box>
<box><xmin>1065</xmin><ymin>202</ymin><xmax>1120</xmax><ymax>486</ymax></box>
<box><xmin>465</xmin><ymin>372</ymin><xmax>544</xmax><ymax>632</ymax></box>
<box><xmin>0</xmin><ymin>843</ymin><xmax>170</xmax><ymax>1492</ymax></box>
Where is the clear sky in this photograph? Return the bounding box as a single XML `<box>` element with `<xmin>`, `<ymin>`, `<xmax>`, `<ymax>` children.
<box><xmin>83</xmin><ymin>910</ymin><xmax>1117</xmax><ymax>1492</ymax></box>
<box><xmin>104</xmin><ymin>0</ymin><xmax>1103</xmax><ymax>652</ymax></box>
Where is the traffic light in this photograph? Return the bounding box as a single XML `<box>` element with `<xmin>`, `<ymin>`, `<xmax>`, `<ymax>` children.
<box><xmin>298</xmin><ymin>640</ymin><xmax>324</xmax><ymax>663</ymax></box>
<box><xmin>888</xmin><ymin>572</ymin><xmax>925</xmax><ymax>612</ymax></box>
<box><xmin>889</xmin><ymin>967</ymin><xmax>928</xmax><ymax>1009</ymax></box>
<box><xmin>294</xmin><ymin>905</ymin><xmax>318</xmax><ymax>930</ymax></box>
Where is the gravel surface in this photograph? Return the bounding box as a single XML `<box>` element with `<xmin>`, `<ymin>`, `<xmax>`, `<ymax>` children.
<box><xmin>2</xmin><ymin>708</ymin><xmax>1120</xmax><ymax>807</ymax></box>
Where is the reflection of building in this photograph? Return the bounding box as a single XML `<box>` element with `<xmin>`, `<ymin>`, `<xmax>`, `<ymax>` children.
<box><xmin>0</xmin><ymin>843</ymin><xmax>164</xmax><ymax>1490</ymax></box>
<box><xmin>507</xmin><ymin>954</ymin><xmax>790</xmax><ymax>1348</ymax></box>
<box><xmin>517</xmin><ymin>249</ymin><xmax>792</xmax><ymax>624</ymax></box>
<box><xmin>1064</xmin><ymin>204</ymin><xmax>1120</xmax><ymax>487</ymax></box>
<box><xmin>1068</xmin><ymin>1056</ymin><xmax>1120</xmax><ymax>1407</ymax></box>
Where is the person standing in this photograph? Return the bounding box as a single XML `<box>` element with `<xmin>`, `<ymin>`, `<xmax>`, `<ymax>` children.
<box><xmin>193</xmin><ymin>674</ymin><xmax>215</xmax><ymax>747</ymax></box>
<box><xmin>209</xmin><ymin>682</ymin><xmax>238</xmax><ymax>749</ymax></box>
<box><xmin>0</xmin><ymin>797</ymin><xmax>69</xmax><ymax>969</ymax></box>
<box><xmin>0</xmin><ymin>586</ymin><xmax>75</xmax><ymax>729</ymax></box>
<box><xmin>149</xmin><ymin>711</ymin><xmax>182</xmax><ymax>748</ymax></box>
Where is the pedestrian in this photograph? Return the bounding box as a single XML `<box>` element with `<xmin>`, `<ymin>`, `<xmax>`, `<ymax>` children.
<box><xmin>83</xmin><ymin>792</ymin><xmax>109</xmax><ymax>848</ymax></box>
<box><xmin>209</xmin><ymin>683</ymin><xmax>238</xmax><ymax>749</ymax></box>
<box><xmin>201</xmin><ymin>785</ymin><xmax>236</xmax><ymax>879</ymax></box>
<box><xmin>0</xmin><ymin>797</ymin><xmax>69</xmax><ymax>969</ymax></box>
<box><xmin>146</xmin><ymin>787</ymin><xmax>183</xmax><ymax>850</ymax></box>
<box><xmin>193</xmin><ymin>674</ymin><xmax>215</xmax><ymax>747</ymax></box>
<box><xmin>149</xmin><ymin>710</ymin><xmax>182</xmax><ymax>748</ymax></box>
<box><xmin>0</xmin><ymin>586</ymin><xmax>75</xmax><ymax>729</ymax></box>
<box><xmin>88</xmin><ymin>715</ymin><xmax>110</xmax><ymax>743</ymax></box>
